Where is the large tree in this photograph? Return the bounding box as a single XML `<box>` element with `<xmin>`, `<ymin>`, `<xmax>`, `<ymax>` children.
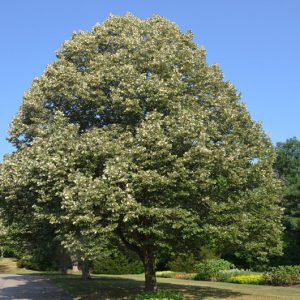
<box><xmin>274</xmin><ymin>137</ymin><xmax>300</xmax><ymax>264</ymax></box>
<box><xmin>2</xmin><ymin>15</ymin><xmax>283</xmax><ymax>291</ymax></box>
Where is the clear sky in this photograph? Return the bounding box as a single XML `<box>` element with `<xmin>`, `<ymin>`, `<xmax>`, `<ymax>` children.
<box><xmin>0</xmin><ymin>0</ymin><xmax>299</xmax><ymax>160</ymax></box>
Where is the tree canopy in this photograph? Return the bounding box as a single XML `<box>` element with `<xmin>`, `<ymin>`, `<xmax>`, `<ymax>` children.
<box><xmin>0</xmin><ymin>14</ymin><xmax>283</xmax><ymax>291</ymax></box>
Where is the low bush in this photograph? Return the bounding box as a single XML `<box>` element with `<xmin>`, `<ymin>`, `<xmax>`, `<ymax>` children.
<box><xmin>167</xmin><ymin>253</ymin><xmax>199</xmax><ymax>273</ymax></box>
<box><xmin>17</xmin><ymin>256</ymin><xmax>41</xmax><ymax>270</ymax></box>
<box><xmin>217</xmin><ymin>269</ymin><xmax>256</xmax><ymax>282</ymax></box>
<box><xmin>156</xmin><ymin>271</ymin><xmax>176</xmax><ymax>278</ymax></box>
<box><xmin>17</xmin><ymin>255</ymin><xmax>57</xmax><ymax>271</ymax></box>
<box><xmin>175</xmin><ymin>273</ymin><xmax>196</xmax><ymax>279</ymax></box>
<box><xmin>228</xmin><ymin>274</ymin><xmax>265</xmax><ymax>284</ymax></box>
<box><xmin>92</xmin><ymin>248</ymin><xmax>143</xmax><ymax>275</ymax></box>
<box><xmin>132</xmin><ymin>290</ymin><xmax>183</xmax><ymax>300</ymax></box>
<box><xmin>194</xmin><ymin>259</ymin><xmax>235</xmax><ymax>281</ymax></box>
<box><xmin>1</xmin><ymin>245</ymin><xmax>15</xmax><ymax>258</ymax></box>
<box><xmin>264</xmin><ymin>265</ymin><xmax>300</xmax><ymax>286</ymax></box>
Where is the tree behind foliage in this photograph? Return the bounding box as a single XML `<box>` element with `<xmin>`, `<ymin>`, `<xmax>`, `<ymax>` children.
<box><xmin>1</xmin><ymin>14</ymin><xmax>283</xmax><ymax>291</ymax></box>
<box><xmin>274</xmin><ymin>137</ymin><xmax>300</xmax><ymax>265</ymax></box>
<box><xmin>92</xmin><ymin>246</ymin><xmax>143</xmax><ymax>275</ymax></box>
<box><xmin>0</xmin><ymin>219</ymin><xmax>9</xmax><ymax>258</ymax></box>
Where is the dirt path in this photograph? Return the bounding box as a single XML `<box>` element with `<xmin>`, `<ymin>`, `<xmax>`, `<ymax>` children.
<box><xmin>0</xmin><ymin>274</ymin><xmax>72</xmax><ymax>300</ymax></box>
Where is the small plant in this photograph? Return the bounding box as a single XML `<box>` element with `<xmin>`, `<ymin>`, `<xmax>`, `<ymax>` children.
<box><xmin>264</xmin><ymin>265</ymin><xmax>300</xmax><ymax>286</ymax></box>
<box><xmin>229</xmin><ymin>274</ymin><xmax>265</xmax><ymax>284</ymax></box>
<box><xmin>156</xmin><ymin>271</ymin><xmax>176</xmax><ymax>278</ymax></box>
<box><xmin>175</xmin><ymin>273</ymin><xmax>196</xmax><ymax>279</ymax></box>
<box><xmin>217</xmin><ymin>269</ymin><xmax>256</xmax><ymax>282</ymax></box>
<box><xmin>194</xmin><ymin>259</ymin><xmax>235</xmax><ymax>281</ymax></box>
<box><xmin>132</xmin><ymin>290</ymin><xmax>183</xmax><ymax>300</ymax></box>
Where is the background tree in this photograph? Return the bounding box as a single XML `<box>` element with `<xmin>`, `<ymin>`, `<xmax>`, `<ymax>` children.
<box><xmin>0</xmin><ymin>220</ymin><xmax>8</xmax><ymax>258</ymax></box>
<box><xmin>274</xmin><ymin>137</ymin><xmax>300</xmax><ymax>265</ymax></box>
<box><xmin>2</xmin><ymin>14</ymin><xmax>283</xmax><ymax>291</ymax></box>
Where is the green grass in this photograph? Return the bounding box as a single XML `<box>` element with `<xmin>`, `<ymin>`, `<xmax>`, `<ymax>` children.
<box><xmin>1</xmin><ymin>258</ymin><xmax>300</xmax><ymax>299</ymax></box>
<box><xmin>49</xmin><ymin>273</ymin><xmax>300</xmax><ymax>300</ymax></box>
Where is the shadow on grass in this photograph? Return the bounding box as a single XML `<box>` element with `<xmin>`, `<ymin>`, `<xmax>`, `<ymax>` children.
<box><xmin>48</xmin><ymin>274</ymin><xmax>248</xmax><ymax>300</ymax></box>
<box><xmin>158</xmin><ymin>282</ymin><xmax>246</xmax><ymax>300</ymax></box>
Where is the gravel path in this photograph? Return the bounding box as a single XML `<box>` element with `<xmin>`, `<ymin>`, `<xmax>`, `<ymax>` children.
<box><xmin>0</xmin><ymin>275</ymin><xmax>72</xmax><ymax>300</ymax></box>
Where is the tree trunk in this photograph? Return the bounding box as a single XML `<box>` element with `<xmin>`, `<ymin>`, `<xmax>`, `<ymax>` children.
<box><xmin>143</xmin><ymin>245</ymin><xmax>157</xmax><ymax>292</ymax></box>
<box><xmin>59</xmin><ymin>248</ymin><xmax>69</xmax><ymax>275</ymax></box>
<box><xmin>81</xmin><ymin>259</ymin><xmax>91</xmax><ymax>280</ymax></box>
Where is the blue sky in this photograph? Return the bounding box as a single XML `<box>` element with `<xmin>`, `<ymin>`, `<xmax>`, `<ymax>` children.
<box><xmin>0</xmin><ymin>0</ymin><xmax>299</xmax><ymax>159</ymax></box>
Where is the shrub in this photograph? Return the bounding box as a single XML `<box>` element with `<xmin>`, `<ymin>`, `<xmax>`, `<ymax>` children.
<box><xmin>17</xmin><ymin>255</ymin><xmax>58</xmax><ymax>271</ymax></box>
<box><xmin>17</xmin><ymin>256</ymin><xmax>48</xmax><ymax>271</ymax></box>
<box><xmin>217</xmin><ymin>269</ymin><xmax>256</xmax><ymax>282</ymax></box>
<box><xmin>175</xmin><ymin>273</ymin><xmax>196</xmax><ymax>280</ymax></box>
<box><xmin>156</xmin><ymin>271</ymin><xmax>176</xmax><ymax>278</ymax></box>
<box><xmin>92</xmin><ymin>249</ymin><xmax>143</xmax><ymax>275</ymax></box>
<box><xmin>1</xmin><ymin>245</ymin><xmax>15</xmax><ymax>258</ymax></box>
<box><xmin>167</xmin><ymin>253</ymin><xmax>199</xmax><ymax>273</ymax></box>
<box><xmin>229</xmin><ymin>274</ymin><xmax>265</xmax><ymax>284</ymax></box>
<box><xmin>17</xmin><ymin>256</ymin><xmax>40</xmax><ymax>270</ymax></box>
<box><xmin>132</xmin><ymin>290</ymin><xmax>183</xmax><ymax>300</ymax></box>
<box><xmin>194</xmin><ymin>259</ymin><xmax>235</xmax><ymax>281</ymax></box>
<box><xmin>264</xmin><ymin>265</ymin><xmax>300</xmax><ymax>286</ymax></box>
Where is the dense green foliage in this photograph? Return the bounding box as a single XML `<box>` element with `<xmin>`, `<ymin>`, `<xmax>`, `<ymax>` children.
<box><xmin>228</xmin><ymin>274</ymin><xmax>264</xmax><ymax>284</ymax></box>
<box><xmin>274</xmin><ymin>138</ymin><xmax>300</xmax><ymax>265</ymax></box>
<box><xmin>132</xmin><ymin>290</ymin><xmax>183</xmax><ymax>300</ymax></box>
<box><xmin>0</xmin><ymin>221</ymin><xmax>10</xmax><ymax>257</ymax></box>
<box><xmin>92</xmin><ymin>248</ymin><xmax>143</xmax><ymax>274</ymax></box>
<box><xmin>8</xmin><ymin>222</ymin><xmax>67</xmax><ymax>272</ymax></box>
<box><xmin>217</xmin><ymin>269</ymin><xmax>254</xmax><ymax>282</ymax></box>
<box><xmin>156</xmin><ymin>271</ymin><xmax>176</xmax><ymax>278</ymax></box>
<box><xmin>194</xmin><ymin>259</ymin><xmax>234</xmax><ymax>280</ymax></box>
<box><xmin>167</xmin><ymin>253</ymin><xmax>199</xmax><ymax>273</ymax></box>
<box><xmin>0</xmin><ymin>14</ymin><xmax>283</xmax><ymax>290</ymax></box>
<box><xmin>264</xmin><ymin>265</ymin><xmax>300</xmax><ymax>286</ymax></box>
<box><xmin>16</xmin><ymin>255</ymin><xmax>53</xmax><ymax>271</ymax></box>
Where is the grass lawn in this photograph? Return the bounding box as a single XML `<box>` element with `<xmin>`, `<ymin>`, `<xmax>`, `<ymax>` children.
<box><xmin>1</xmin><ymin>258</ymin><xmax>300</xmax><ymax>299</ymax></box>
<box><xmin>49</xmin><ymin>273</ymin><xmax>300</xmax><ymax>300</ymax></box>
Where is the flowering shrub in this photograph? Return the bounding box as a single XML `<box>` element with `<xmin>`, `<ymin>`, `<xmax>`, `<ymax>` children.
<box><xmin>264</xmin><ymin>266</ymin><xmax>300</xmax><ymax>286</ymax></box>
<box><xmin>194</xmin><ymin>259</ymin><xmax>235</xmax><ymax>281</ymax></box>
<box><xmin>229</xmin><ymin>274</ymin><xmax>265</xmax><ymax>284</ymax></box>
<box><xmin>175</xmin><ymin>273</ymin><xmax>196</xmax><ymax>279</ymax></box>
<box><xmin>217</xmin><ymin>269</ymin><xmax>256</xmax><ymax>282</ymax></box>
